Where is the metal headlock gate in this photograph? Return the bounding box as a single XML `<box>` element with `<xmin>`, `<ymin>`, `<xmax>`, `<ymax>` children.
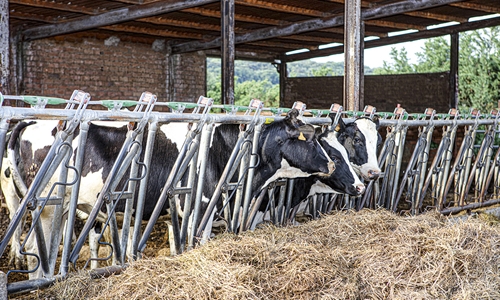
<box><xmin>0</xmin><ymin>90</ymin><xmax>499</xmax><ymax>295</ymax></box>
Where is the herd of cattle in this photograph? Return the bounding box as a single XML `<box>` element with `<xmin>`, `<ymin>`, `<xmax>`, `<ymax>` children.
<box><xmin>0</xmin><ymin>108</ymin><xmax>382</xmax><ymax>280</ymax></box>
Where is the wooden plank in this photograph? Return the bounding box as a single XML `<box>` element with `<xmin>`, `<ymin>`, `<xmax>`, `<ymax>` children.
<box><xmin>22</xmin><ymin>0</ymin><xmax>218</xmax><ymax>40</ymax></box>
<box><xmin>344</xmin><ymin>0</ymin><xmax>362</xmax><ymax>111</ymax></box>
<box><xmin>236</xmin><ymin>0</ymin><xmax>327</xmax><ymax>17</ymax></box>
<box><xmin>171</xmin><ymin>0</ymin><xmax>464</xmax><ymax>54</ymax></box>
<box><xmin>450</xmin><ymin>2</ymin><xmax>500</xmax><ymax>14</ymax></box>
<box><xmin>205</xmin><ymin>49</ymin><xmax>278</xmax><ymax>62</ymax></box>
<box><xmin>450</xmin><ymin>32</ymin><xmax>458</xmax><ymax>109</ymax></box>
<box><xmin>0</xmin><ymin>0</ymin><xmax>9</xmax><ymax>94</ymax></box>
<box><xmin>221</xmin><ymin>0</ymin><xmax>235</xmax><ymax>105</ymax></box>
<box><xmin>11</xmin><ymin>0</ymin><xmax>100</xmax><ymax>14</ymax></box>
<box><xmin>286</xmin><ymin>16</ymin><xmax>500</xmax><ymax>62</ymax></box>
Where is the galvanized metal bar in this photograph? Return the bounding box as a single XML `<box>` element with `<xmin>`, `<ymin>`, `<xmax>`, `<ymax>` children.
<box><xmin>131</xmin><ymin>119</ymin><xmax>158</xmax><ymax>259</ymax></box>
<box><xmin>60</xmin><ymin>120</ymin><xmax>90</xmax><ymax>276</ymax></box>
<box><xmin>188</xmin><ymin>122</ymin><xmax>214</xmax><ymax>249</ymax></box>
<box><xmin>180</xmin><ymin>131</ymin><xmax>202</xmax><ymax>250</ymax></box>
<box><xmin>120</xmin><ymin>131</ymin><xmax>144</xmax><ymax>263</ymax></box>
<box><xmin>240</xmin><ymin>123</ymin><xmax>262</xmax><ymax>232</ymax></box>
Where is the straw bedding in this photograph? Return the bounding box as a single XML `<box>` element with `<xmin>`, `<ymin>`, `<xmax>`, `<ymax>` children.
<box><xmin>23</xmin><ymin>209</ymin><xmax>500</xmax><ymax>299</ymax></box>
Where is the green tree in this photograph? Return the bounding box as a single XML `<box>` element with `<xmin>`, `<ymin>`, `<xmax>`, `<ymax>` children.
<box><xmin>459</xmin><ymin>27</ymin><xmax>500</xmax><ymax>112</ymax></box>
<box><xmin>373</xmin><ymin>26</ymin><xmax>500</xmax><ymax>112</ymax></box>
<box><xmin>374</xmin><ymin>47</ymin><xmax>415</xmax><ymax>74</ymax></box>
<box><xmin>415</xmin><ymin>37</ymin><xmax>449</xmax><ymax>73</ymax></box>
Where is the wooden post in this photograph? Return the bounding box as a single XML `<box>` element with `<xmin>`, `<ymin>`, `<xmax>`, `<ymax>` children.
<box><xmin>450</xmin><ymin>32</ymin><xmax>459</xmax><ymax>109</ymax></box>
<box><xmin>344</xmin><ymin>0</ymin><xmax>363</xmax><ymax>111</ymax></box>
<box><xmin>221</xmin><ymin>0</ymin><xmax>235</xmax><ymax>105</ymax></box>
<box><xmin>278</xmin><ymin>55</ymin><xmax>287</xmax><ymax>107</ymax></box>
<box><xmin>0</xmin><ymin>0</ymin><xmax>9</xmax><ymax>94</ymax></box>
<box><xmin>166</xmin><ymin>43</ymin><xmax>174</xmax><ymax>103</ymax></box>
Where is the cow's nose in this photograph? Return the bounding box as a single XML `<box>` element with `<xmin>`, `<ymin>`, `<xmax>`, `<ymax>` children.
<box><xmin>327</xmin><ymin>161</ymin><xmax>336</xmax><ymax>175</ymax></box>
<box><xmin>356</xmin><ymin>184</ymin><xmax>365</xmax><ymax>195</ymax></box>
<box><xmin>368</xmin><ymin>169</ymin><xmax>380</xmax><ymax>180</ymax></box>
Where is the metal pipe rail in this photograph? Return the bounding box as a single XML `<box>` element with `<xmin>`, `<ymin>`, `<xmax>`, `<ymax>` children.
<box><xmin>1</xmin><ymin>92</ymin><xmax>500</xmax><ymax>296</ymax></box>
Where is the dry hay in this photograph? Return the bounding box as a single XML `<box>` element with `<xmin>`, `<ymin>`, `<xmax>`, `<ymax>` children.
<box><xmin>24</xmin><ymin>209</ymin><xmax>500</xmax><ymax>299</ymax></box>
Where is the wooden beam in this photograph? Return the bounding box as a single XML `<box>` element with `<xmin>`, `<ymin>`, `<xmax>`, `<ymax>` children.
<box><xmin>248</xmin><ymin>40</ymin><xmax>311</xmax><ymax>50</ymax></box>
<box><xmin>344</xmin><ymin>0</ymin><xmax>362</xmax><ymax>111</ymax></box>
<box><xmin>449</xmin><ymin>2</ymin><xmax>500</xmax><ymax>14</ymax></box>
<box><xmin>22</xmin><ymin>0</ymin><xmax>218</xmax><ymax>40</ymax></box>
<box><xmin>405</xmin><ymin>11</ymin><xmax>467</xmax><ymax>23</ymax></box>
<box><xmin>450</xmin><ymin>32</ymin><xmax>458</xmax><ymax>109</ymax></box>
<box><xmin>1</xmin><ymin>0</ymin><xmax>9</xmax><ymax>93</ymax></box>
<box><xmin>221</xmin><ymin>0</ymin><xmax>235</xmax><ymax>105</ymax></box>
<box><xmin>10</xmin><ymin>11</ymin><xmax>59</xmax><ymax>22</ymax></box>
<box><xmin>102</xmin><ymin>24</ymin><xmax>205</xmax><ymax>39</ymax></box>
<box><xmin>171</xmin><ymin>0</ymin><xmax>464</xmax><ymax>54</ymax></box>
<box><xmin>365</xmin><ymin>19</ymin><xmax>427</xmax><ymax>30</ymax></box>
<box><xmin>185</xmin><ymin>7</ymin><xmax>387</xmax><ymax>38</ymax></box>
<box><xmin>205</xmin><ymin>49</ymin><xmax>278</xmax><ymax>62</ymax></box>
<box><xmin>11</xmin><ymin>0</ymin><xmax>100</xmax><ymax>14</ymax></box>
<box><xmin>286</xmin><ymin>16</ymin><xmax>500</xmax><ymax>62</ymax></box>
<box><xmin>236</xmin><ymin>0</ymin><xmax>327</xmax><ymax>17</ymax></box>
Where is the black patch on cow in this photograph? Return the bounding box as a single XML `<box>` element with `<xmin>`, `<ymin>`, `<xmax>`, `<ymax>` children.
<box><xmin>336</xmin><ymin>120</ymin><xmax>369</xmax><ymax>166</ymax></box>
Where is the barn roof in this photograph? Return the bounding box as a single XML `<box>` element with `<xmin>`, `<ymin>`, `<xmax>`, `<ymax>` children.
<box><xmin>8</xmin><ymin>0</ymin><xmax>500</xmax><ymax>62</ymax></box>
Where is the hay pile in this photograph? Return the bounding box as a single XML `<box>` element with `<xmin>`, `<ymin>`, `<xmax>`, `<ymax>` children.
<box><xmin>30</xmin><ymin>210</ymin><xmax>500</xmax><ymax>299</ymax></box>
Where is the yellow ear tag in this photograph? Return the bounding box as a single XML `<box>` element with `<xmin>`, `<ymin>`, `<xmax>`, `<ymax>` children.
<box><xmin>335</xmin><ymin>124</ymin><xmax>341</xmax><ymax>132</ymax></box>
<box><xmin>298</xmin><ymin>132</ymin><xmax>306</xmax><ymax>141</ymax></box>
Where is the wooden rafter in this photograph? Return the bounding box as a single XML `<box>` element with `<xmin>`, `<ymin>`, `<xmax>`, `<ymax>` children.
<box><xmin>235</xmin><ymin>0</ymin><xmax>328</xmax><ymax>17</ymax></box>
<box><xmin>286</xmin><ymin>16</ymin><xmax>500</xmax><ymax>62</ymax></box>
<box><xmin>327</xmin><ymin>0</ymin><xmax>469</xmax><ymax>23</ymax></box>
<box><xmin>248</xmin><ymin>40</ymin><xmax>313</xmax><ymax>50</ymax></box>
<box><xmin>102</xmin><ymin>24</ymin><xmax>204</xmax><ymax>39</ymax></box>
<box><xmin>10</xmin><ymin>11</ymin><xmax>59</xmax><ymax>23</ymax></box>
<box><xmin>365</xmin><ymin>20</ymin><xmax>427</xmax><ymax>30</ymax></box>
<box><xmin>22</xmin><ymin>0</ymin><xmax>218</xmax><ymax>40</ymax></box>
<box><xmin>172</xmin><ymin>0</ymin><xmax>464</xmax><ymax>53</ymax></box>
<box><xmin>236</xmin><ymin>0</ymin><xmax>429</xmax><ymax>32</ymax></box>
<box><xmin>404</xmin><ymin>11</ymin><xmax>467</xmax><ymax>23</ymax></box>
<box><xmin>11</xmin><ymin>0</ymin><xmax>100</xmax><ymax>14</ymax></box>
<box><xmin>450</xmin><ymin>2</ymin><xmax>500</xmax><ymax>14</ymax></box>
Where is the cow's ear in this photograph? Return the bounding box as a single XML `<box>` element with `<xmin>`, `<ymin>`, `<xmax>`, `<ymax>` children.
<box><xmin>285</xmin><ymin>108</ymin><xmax>304</xmax><ymax>128</ymax></box>
<box><xmin>335</xmin><ymin>116</ymin><xmax>346</xmax><ymax>133</ymax></box>
<box><xmin>372</xmin><ymin>115</ymin><xmax>380</xmax><ymax>130</ymax></box>
<box><xmin>298</xmin><ymin>124</ymin><xmax>316</xmax><ymax>141</ymax></box>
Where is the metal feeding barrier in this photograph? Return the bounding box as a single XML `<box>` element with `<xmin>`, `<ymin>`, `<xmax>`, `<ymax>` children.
<box><xmin>0</xmin><ymin>91</ymin><xmax>499</xmax><ymax>296</ymax></box>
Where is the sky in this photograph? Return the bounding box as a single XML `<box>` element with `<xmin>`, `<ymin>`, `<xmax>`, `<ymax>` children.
<box><xmin>312</xmin><ymin>39</ymin><xmax>428</xmax><ymax>69</ymax></box>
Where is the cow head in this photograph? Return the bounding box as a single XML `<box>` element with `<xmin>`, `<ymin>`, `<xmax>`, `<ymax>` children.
<box><xmin>257</xmin><ymin>109</ymin><xmax>335</xmax><ymax>190</ymax></box>
<box><xmin>334</xmin><ymin>115</ymin><xmax>382</xmax><ymax>181</ymax></box>
<box><xmin>316</xmin><ymin>128</ymin><xmax>365</xmax><ymax>196</ymax></box>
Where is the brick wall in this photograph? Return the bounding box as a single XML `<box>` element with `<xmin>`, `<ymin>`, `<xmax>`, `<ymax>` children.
<box><xmin>167</xmin><ymin>51</ymin><xmax>207</xmax><ymax>103</ymax></box>
<box><xmin>283</xmin><ymin>72</ymin><xmax>451</xmax><ymax>114</ymax></box>
<box><xmin>14</xmin><ymin>37</ymin><xmax>206</xmax><ymax>108</ymax></box>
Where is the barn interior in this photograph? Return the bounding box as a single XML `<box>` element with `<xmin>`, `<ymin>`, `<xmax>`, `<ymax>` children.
<box><xmin>1</xmin><ymin>0</ymin><xmax>500</xmax><ymax>113</ymax></box>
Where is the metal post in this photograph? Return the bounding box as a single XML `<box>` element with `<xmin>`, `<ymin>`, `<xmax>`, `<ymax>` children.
<box><xmin>131</xmin><ymin>119</ymin><xmax>158</xmax><ymax>260</ymax></box>
<box><xmin>60</xmin><ymin>121</ymin><xmax>90</xmax><ymax>276</ymax></box>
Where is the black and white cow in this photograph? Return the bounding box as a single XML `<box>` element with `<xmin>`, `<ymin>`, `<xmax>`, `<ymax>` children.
<box><xmin>336</xmin><ymin>116</ymin><xmax>382</xmax><ymax>180</ymax></box>
<box><xmin>2</xmin><ymin>108</ymin><xmax>335</xmax><ymax>278</ymax></box>
<box><xmin>249</xmin><ymin>114</ymin><xmax>367</xmax><ymax>228</ymax></box>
